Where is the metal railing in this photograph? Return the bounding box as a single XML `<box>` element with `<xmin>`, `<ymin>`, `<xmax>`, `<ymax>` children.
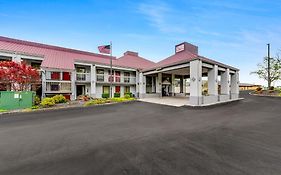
<box><xmin>46</xmin><ymin>82</ymin><xmax>71</xmax><ymax>92</ymax></box>
<box><xmin>76</xmin><ymin>73</ymin><xmax>91</xmax><ymax>82</ymax></box>
<box><xmin>96</xmin><ymin>74</ymin><xmax>136</xmax><ymax>84</ymax></box>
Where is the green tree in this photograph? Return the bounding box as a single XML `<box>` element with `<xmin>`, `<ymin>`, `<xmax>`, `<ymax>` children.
<box><xmin>251</xmin><ymin>54</ymin><xmax>281</xmax><ymax>87</ymax></box>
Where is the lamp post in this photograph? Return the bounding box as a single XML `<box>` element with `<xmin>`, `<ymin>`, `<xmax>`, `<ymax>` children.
<box><xmin>267</xmin><ymin>43</ymin><xmax>271</xmax><ymax>89</ymax></box>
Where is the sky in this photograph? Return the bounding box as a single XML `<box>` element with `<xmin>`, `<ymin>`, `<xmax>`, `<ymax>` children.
<box><xmin>0</xmin><ymin>0</ymin><xmax>280</xmax><ymax>85</ymax></box>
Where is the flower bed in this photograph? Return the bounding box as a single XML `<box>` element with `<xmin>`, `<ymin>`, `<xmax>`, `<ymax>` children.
<box><xmin>84</xmin><ymin>97</ymin><xmax>135</xmax><ymax>107</ymax></box>
<box><xmin>251</xmin><ymin>87</ymin><xmax>281</xmax><ymax>97</ymax></box>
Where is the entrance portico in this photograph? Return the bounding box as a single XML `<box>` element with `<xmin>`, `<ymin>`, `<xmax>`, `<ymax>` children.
<box><xmin>139</xmin><ymin>42</ymin><xmax>240</xmax><ymax>106</ymax></box>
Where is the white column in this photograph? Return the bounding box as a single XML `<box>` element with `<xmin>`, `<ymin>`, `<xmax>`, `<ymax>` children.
<box><xmin>208</xmin><ymin>65</ymin><xmax>218</xmax><ymax>96</ymax></box>
<box><xmin>71</xmin><ymin>70</ymin><xmax>76</xmax><ymax>100</ymax></box>
<box><xmin>221</xmin><ymin>68</ymin><xmax>230</xmax><ymax>95</ymax></box>
<box><xmin>120</xmin><ymin>86</ymin><xmax>125</xmax><ymax>97</ymax></box>
<box><xmin>183</xmin><ymin>76</ymin><xmax>186</xmax><ymax>94</ymax></box>
<box><xmin>189</xmin><ymin>60</ymin><xmax>202</xmax><ymax>106</ymax></box>
<box><xmin>41</xmin><ymin>69</ymin><xmax>46</xmax><ymax>99</ymax></box>
<box><xmin>171</xmin><ymin>74</ymin><xmax>175</xmax><ymax>96</ymax></box>
<box><xmin>231</xmin><ymin>71</ymin><xmax>239</xmax><ymax>99</ymax></box>
<box><xmin>143</xmin><ymin>75</ymin><xmax>146</xmax><ymax>95</ymax></box>
<box><xmin>156</xmin><ymin>73</ymin><xmax>162</xmax><ymax>97</ymax></box>
<box><xmin>136</xmin><ymin>71</ymin><xmax>140</xmax><ymax>97</ymax></box>
<box><xmin>90</xmin><ymin>65</ymin><xmax>96</xmax><ymax>98</ymax></box>
<box><xmin>139</xmin><ymin>72</ymin><xmax>145</xmax><ymax>98</ymax></box>
<box><xmin>151</xmin><ymin>76</ymin><xmax>155</xmax><ymax>93</ymax></box>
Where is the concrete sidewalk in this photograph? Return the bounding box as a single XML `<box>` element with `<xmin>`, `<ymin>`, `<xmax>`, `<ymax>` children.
<box><xmin>138</xmin><ymin>97</ymin><xmax>189</xmax><ymax>107</ymax></box>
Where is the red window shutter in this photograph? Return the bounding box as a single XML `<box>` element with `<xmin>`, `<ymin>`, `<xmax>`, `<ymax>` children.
<box><xmin>51</xmin><ymin>72</ymin><xmax>60</xmax><ymax>80</ymax></box>
<box><xmin>115</xmin><ymin>86</ymin><xmax>120</xmax><ymax>93</ymax></box>
<box><xmin>63</xmin><ymin>72</ymin><xmax>71</xmax><ymax>80</ymax></box>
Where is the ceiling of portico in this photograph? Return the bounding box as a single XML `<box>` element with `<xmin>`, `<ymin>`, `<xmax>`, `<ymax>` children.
<box><xmin>163</xmin><ymin>67</ymin><xmax>209</xmax><ymax>76</ymax></box>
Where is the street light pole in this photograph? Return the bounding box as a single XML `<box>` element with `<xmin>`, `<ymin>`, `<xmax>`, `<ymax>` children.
<box><xmin>267</xmin><ymin>43</ymin><xmax>271</xmax><ymax>89</ymax></box>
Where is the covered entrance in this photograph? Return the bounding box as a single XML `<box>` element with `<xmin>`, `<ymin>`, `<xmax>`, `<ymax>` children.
<box><xmin>138</xmin><ymin>42</ymin><xmax>240</xmax><ymax>106</ymax></box>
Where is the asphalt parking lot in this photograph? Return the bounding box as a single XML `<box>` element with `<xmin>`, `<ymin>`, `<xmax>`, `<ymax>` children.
<box><xmin>0</xmin><ymin>92</ymin><xmax>281</xmax><ymax>175</ymax></box>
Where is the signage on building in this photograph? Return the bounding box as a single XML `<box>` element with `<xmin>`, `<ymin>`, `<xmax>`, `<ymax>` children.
<box><xmin>175</xmin><ymin>43</ymin><xmax>185</xmax><ymax>53</ymax></box>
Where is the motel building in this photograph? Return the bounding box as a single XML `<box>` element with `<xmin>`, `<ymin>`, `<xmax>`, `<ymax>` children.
<box><xmin>0</xmin><ymin>36</ymin><xmax>239</xmax><ymax>106</ymax></box>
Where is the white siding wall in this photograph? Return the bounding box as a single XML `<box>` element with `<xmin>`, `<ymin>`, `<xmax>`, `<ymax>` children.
<box><xmin>130</xmin><ymin>86</ymin><xmax>136</xmax><ymax>96</ymax></box>
<box><xmin>120</xmin><ymin>86</ymin><xmax>125</xmax><ymax>97</ymax></box>
<box><xmin>96</xmin><ymin>85</ymin><xmax>103</xmax><ymax>98</ymax></box>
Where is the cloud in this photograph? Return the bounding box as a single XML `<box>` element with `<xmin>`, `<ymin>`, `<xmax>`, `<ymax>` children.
<box><xmin>137</xmin><ymin>2</ymin><xmax>186</xmax><ymax>34</ymax></box>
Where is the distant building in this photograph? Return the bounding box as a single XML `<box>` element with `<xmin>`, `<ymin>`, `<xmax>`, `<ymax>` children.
<box><xmin>239</xmin><ymin>83</ymin><xmax>261</xmax><ymax>91</ymax></box>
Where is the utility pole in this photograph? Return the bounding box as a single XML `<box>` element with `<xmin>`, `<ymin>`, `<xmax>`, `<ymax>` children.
<box><xmin>110</xmin><ymin>41</ymin><xmax>113</xmax><ymax>98</ymax></box>
<box><xmin>267</xmin><ymin>43</ymin><xmax>271</xmax><ymax>89</ymax></box>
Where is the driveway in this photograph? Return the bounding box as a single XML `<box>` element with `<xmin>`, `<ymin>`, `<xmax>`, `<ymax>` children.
<box><xmin>0</xmin><ymin>92</ymin><xmax>281</xmax><ymax>175</ymax></box>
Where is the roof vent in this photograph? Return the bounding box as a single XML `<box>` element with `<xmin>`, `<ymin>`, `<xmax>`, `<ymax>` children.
<box><xmin>124</xmin><ymin>51</ymin><xmax>138</xmax><ymax>56</ymax></box>
<box><xmin>175</xmin><ymin>42</ymin><xmax>198</xmax><ymax>55</ymax></box>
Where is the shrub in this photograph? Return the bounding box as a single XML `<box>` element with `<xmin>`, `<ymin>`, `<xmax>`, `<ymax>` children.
<box><xmin>256</xmin><ymin>87</ymin><xmax>262</xmax><ymax>91</ymax></box>
<box><xmin>124</xmin><ymin>94</ymin><xmax>131</xmax><ymax>99</ymax></box>
<box><xmin>269</xmin><ymin>90</ymin><xmax>275</xmax><ymax>93</ymax></box>
<box><xmin>84</xmin><ymin>98</ymin><xmax>111</xmax><ymax>106</ymax></box>
<box><xmin>31</xmin><ymin>105</ymin><xmax>39</xmax><ymax>109</ymax></box>
<box><xmin>102</xmin><ymin>93</ymin><xmax>109</xmax><ymax>98</ymax></box>
<box><xmin>269</xmin><ymin>86</ymin><xmax>274</xmax><ymax>90</ymax></box>
<box><xmin>0</xmin><ymin>109</ymin><xmax>7</xmax><ymax>113</ymax></box>
<box><xmin>125</xmin><ymin>92</ymin><xmax>132</xmax><ymax>97</ymax></box>
<box><xmin>111</xmin><ymin>97</ymin><xmax>135</xmax><ymax>103</ymax></box>
<box><xmin>40</xmin><ymin>97</ymin><xmax>55</xmax><ymax>107</ymax></box>
<box><xmin>34</xmin><ymin>95</ymin><xmax>41</xmax><ymax>105</ymax></box>
<box><xmin>114</xmin><ymin>93</ymin><xmax>120</xmax><ymax>98</ymax></box>
<box><xmin>52</xmin><ymin>94</ymin><xmax>67</xmax><ymax>104</ymax></box>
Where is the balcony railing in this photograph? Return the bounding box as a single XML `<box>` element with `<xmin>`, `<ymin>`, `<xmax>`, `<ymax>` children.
<box><xmin>46</xmin><ymin>82</ymin><xmax>71</xmax><ymax>93</ymax></box>
<box><xmin>76</xmin><ymin>73</ymin><xmax>91</xmax><ymax>82</ymax></box>
<box><xmin>96</xmin><ymin>74</ymin><xmax>136</xmax><ymax>84</ymax></box>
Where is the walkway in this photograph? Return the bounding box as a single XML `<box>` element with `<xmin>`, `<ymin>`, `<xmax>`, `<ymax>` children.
<box><xmin>138</xmin><ymin>96</ymin><xmax>189</xmax><ymax>107</ymax></box>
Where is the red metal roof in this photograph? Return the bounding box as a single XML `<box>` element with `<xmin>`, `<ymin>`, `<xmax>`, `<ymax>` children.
<box><xmin>143</xmin><ymin>43</ymin><xmax>239</xmax><ymax>72</ymax></box>
<box><xmin>0</xmin><ymin>36</ymin><xmax>238</xmax><ymax>71</ymax></box>
<box><xmin>117</xmin><ymin>51</ymin><xmax>155</xmax><ymax>70</ymax></box>
<box><xmin>146</xmin><ymin>49</ymin><xmax>198</xmax><ymax>71</ymax></box>
<box><xmin>0</xmin><ymin>36</ymin><xmax>142</xmax><ymax>70</ymax></box>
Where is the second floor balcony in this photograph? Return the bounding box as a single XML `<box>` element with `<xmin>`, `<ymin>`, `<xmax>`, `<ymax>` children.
<box><xmin>46</xmin><ymin>82</ymin><xmax>71</xmax><ymax>93</ymax></box>
<box><xmin>76</xmin><ymin>73</ymin><xmax>91</xmax><ymax>82</ymax></box>
<box><xmin>96</xmin><ymin>74</ymin><xmax>136</xmax><ymax>84</ymax></box>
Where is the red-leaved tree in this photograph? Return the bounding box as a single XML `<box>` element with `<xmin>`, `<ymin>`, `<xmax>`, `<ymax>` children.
<box><xmin>0</xmin><ymin>61</ymin><xmax>40</xmax><ymax>91</ymax></box>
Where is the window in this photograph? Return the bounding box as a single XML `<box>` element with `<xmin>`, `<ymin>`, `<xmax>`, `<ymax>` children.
<box><xmin>60</xmin><ymin>83</ymin><xmax>71</xmax><ymax>91</ymax></box>
<box><xmin>124</xmin><ymin>72</ymin><xmax>130</xmax><ymax>83</ymax></box>
<box><xmin>108</xmin><ymin>70</ymin><xmax>114</xmax><ymax>82</ymax></box>
<box><xmin>31</xmin><ymin>62</ymin><xmax>41</xmax><ymax>69</ymax></box>
<box><xmin>50</xmin><ymin>83</ymin><xmax>59</xmax><ymax>91</ymax></box>
<box><xmin>115</xmin><ymin>71</ymin><xmax>120</xmax><ymax>82</ymax></box>
<box><xmin>124</xmin><ymin>72</ymin><xmax>130</xmax><ymax>77</ymax></box>
<box><xmin>63</xmin><ymin>72</ymin><xmax>71</xmax><ymax>81</ymax></box>
<box><xmin>125</xmin><ymin>86</ymin><xmax>130</xmax><ymax>93</ymax></box>
<box><xmin>103</xmin><ymin>86</ymin><xmax>110</xmax><ymax>94</ymax></box>
<box><xmin>97</xmin><ymin>69</ymin><xmax>104</xmax><ymax>82</ymax></box>
<box><xmin>115</xmin><ymin>86</ymin><xmax>120</xmax><ymax>93</ymax></box>
<box><xmin>76</xmin><ymin>67</ymin><xmax>86</xmax><ymax>73</ymax></box>
<box><xmin>51</xmin><ymin>72</ymin><xmax>60</xmax><ymax>80</ymax></box>
<box><xmin>97</xmin><ymin>69</ymin><xmax>104</xmax><ymax>74</ymax></box>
